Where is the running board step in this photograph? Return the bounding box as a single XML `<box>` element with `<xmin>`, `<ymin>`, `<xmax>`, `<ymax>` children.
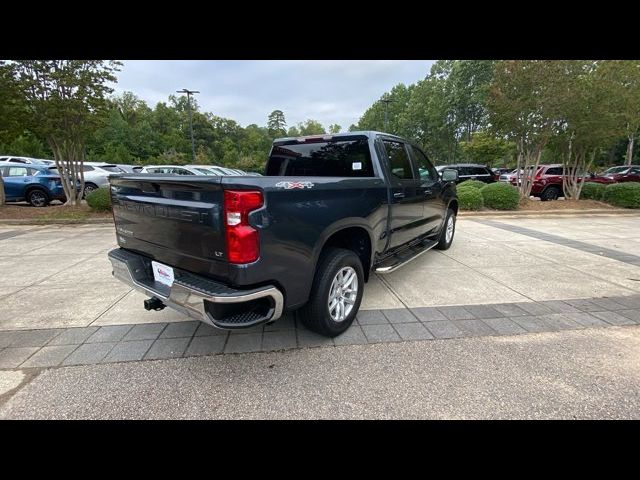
<box><xmin>374</xmin><ymin>239</ymin><xmax>438</xmax><ymax>274</ymax></box>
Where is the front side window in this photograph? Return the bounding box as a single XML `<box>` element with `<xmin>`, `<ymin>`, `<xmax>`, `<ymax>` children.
<box><xmin>382</xmin><ymin>140</ymin><xmax>413</xmax><ymax>180</ymax></box>
<box><xmin>410</xmin><ymin>146</ymin><xmax>437</xmax><ymax>182</ymax></box>
<box><xmin>82</xmin><ymin>165</ymin><xmax>95</xmax><ymax>172</ymax></box>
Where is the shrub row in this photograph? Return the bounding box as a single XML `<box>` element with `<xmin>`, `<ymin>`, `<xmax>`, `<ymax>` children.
<box><xmin>457</xmin><ymin>180</ymin><xmax>520</xmax><ymax>211</ymax></box>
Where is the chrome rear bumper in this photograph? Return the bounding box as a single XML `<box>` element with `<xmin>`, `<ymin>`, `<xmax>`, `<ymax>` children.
<box><xmin>108</xmin><ymin>248</ymin><xmax>284</xmax><ymax>329</ymax></box>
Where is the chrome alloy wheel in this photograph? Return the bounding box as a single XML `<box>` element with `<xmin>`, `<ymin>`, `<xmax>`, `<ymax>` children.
<box><xmin>445</xmin><ymin>215</ymin><xmax>455</xmax><ymax>243</ymax></box>
<box><xmin>328</xmin><ymin>266</ymin><xmax>358</xmax><ymax>322</ymax></box>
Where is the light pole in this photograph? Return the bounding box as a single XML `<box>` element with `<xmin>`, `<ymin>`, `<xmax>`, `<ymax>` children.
<box><xmin>176</xmin><ymin>88</ymin><xmax>199</xmax><ymax>162</ymax></box>
<box><xmin>381</xmin><ymin>97</ymin><xmax>395</xmax><ymax>132</ymax></box>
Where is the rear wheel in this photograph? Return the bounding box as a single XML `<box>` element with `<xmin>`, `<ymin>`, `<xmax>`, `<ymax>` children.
<box><xmin>540</xmin><ymin>186</ymin><xmax>561</xmax><ymax>201</ymax></box>
<box><xmin>27</xmin><ymin>189</ymin><xmax>49</xmax><ymax>207</ymax></box>
<box><xmin>435</xmin><ymin>208</ymin><xmax>456</xmax><ymax>250</ymax></box>
<box><xmin>299</xmin><ymin>247</ymin><xmax>364</xmax><ymax>337</ymax></box>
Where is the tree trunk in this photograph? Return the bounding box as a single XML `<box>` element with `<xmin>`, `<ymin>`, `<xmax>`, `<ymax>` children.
<box><xmin>0</xmin><ymin>176</ymin><xmax>5</xmax><ymax>206</ymax></box>
<box><xmin>627</xmin><ymin>134</ymin><xmax>635</xmax><ymax>166</ymax></box>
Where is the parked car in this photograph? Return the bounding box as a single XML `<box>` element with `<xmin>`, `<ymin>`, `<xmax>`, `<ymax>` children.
<box><xmin>107</xmin><ymin>131</ymin><xmax>459</xmax><ymax>338</ymax></box>
<box><xmin>509</xmin><ymin>164</ymin><xmax>614</xmax><ymax>201</ymax></box>
<box><xmin>0</xmin><ymin>156</ymin><xmax>55</xmax><ymax>165</ymax></box>
<box><xmin>186</xmin><ymin>164</ymin><xmax>247</xmax><ymax>176</ymax></box>
<box><xmin>492</xmin><ymin>167</ymin><xmax>512</xmax><ymax>176</ymax></box>
<box><xmin>436</xmin><ymin>163</ymin><xmax>497</xmax><ymax>184</ymax></box>
<box><xmin>499</xmin><ymin>169</ymin><xmax>519</xmax><ymax>182</ymax></box>
<box><xmin>599</xmin><ymin>165</ymin><xmax>640</xmax><ymax>183</ymax></box>
<box><xmin>48</xmin><ymin>161</ymin><xmax>123</xmax><ymax>196</ymax></box>
<box><xmin>115</xmin><ymin>164</ymin><xmax>141</xmax><ymax>174</ymax></box>
<box><xmin>140</xmin><ymin>165</ymin><xmax>214</xmax><ymax>176</ymax></box>
<box><xmin>0</xmin><ymin>161</ymin><xmax>67</xmax><ymax>206</ymax></box>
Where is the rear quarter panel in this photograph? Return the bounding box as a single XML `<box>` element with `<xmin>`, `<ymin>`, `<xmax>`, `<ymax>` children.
<box><xmin>221</xmin><ymin>176</ymin><xmax>389</xmax><ymax>309</ymax></box>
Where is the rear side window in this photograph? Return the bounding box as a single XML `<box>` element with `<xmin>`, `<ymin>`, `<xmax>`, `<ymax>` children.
<box><xmin>473</xmin><ymin>167</ymin><xmax>491</xmax><ymax>176</ymax></box>
<box><xmin>7</xmin><ymin>167</ymin><xmax>30</xmax><ymax>176</ymax></box>
<box><xmin>82</xmin><ymin>165</ymin><xmax>95</xmax><ymax>172</ymax></box>
<box><xmin>546</xmin><ymin>167</ymin><xmax>563</xmax><ymax>175</ymax></box>
<box><xmin>383</xmin><ymin>140</ymin><xmax>413</xmax><ymax>180</ymax></box>
<box><xmin>99</xmin><ymin>165</ymin><xmax>123</xmax><ymax>173</ymax></box>
<box><xmin>267</xmin><ymin>137</ymin><xmax>374</xmax><ymax>177</ymax></box>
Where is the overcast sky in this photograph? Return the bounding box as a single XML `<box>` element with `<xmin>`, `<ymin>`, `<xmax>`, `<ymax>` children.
<box><xmin>113</xmin><ymin>60</ymin><xmax>435</xmax><ymax>130</ymax></box>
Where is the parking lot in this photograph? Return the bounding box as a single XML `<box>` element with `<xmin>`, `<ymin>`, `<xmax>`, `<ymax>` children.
<box><xmin>1</xmin><ymin>213</ymin><xmax>640</xmax><ymax>418</ymax></box>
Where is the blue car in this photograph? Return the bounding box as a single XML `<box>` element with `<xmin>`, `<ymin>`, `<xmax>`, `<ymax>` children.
<box><xmin>0</xmin><ymin>162</ymin><xmax>67</xmax><ymax>207</ymax></box>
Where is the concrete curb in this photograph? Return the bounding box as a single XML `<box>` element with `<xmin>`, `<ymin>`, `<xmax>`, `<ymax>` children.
<box><xmin>0</xmin><ymin>218</ymin><xmax>112</xmax><ymax>225</ymax></box>
<box><xmin>1</xmin><ymin>209</ymin><xmax>637</xmax><ymax>225</ymax></box>
<box><xmin>459</xmin><ymin>208</ymin><xmax>638</xmax><ymax>218</ymax></box>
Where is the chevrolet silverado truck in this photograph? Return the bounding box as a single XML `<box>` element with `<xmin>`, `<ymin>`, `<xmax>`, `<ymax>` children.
<box><xmin>107</xmin><ymin>131</ymin><xmax>459</xmax><ymax>337</ymax></box>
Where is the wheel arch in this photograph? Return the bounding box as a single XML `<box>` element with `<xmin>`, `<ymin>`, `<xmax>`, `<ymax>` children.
<box><xmin>312</xmin><ymin>221</ymin><xmax>374</xmax><ymax>283</ymax></box>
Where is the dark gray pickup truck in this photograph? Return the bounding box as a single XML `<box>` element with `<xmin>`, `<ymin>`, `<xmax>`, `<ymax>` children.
<box><xmin>107</xmin><ymin>131</ymin><xmax>459</xmax><ymax>337</ymax></box>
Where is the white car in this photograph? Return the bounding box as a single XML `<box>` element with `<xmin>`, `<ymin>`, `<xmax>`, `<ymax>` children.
<box><xmin>48</xmin><ymin>161</ymin><xmax>124</xmax><ymax>195</ymax></box>
<box><xmin>0</xmin><ymin>156</ymin><xmax>55</xmax><ymax>165</ymax></box>
<box><xmin>186</xmin><ymin>164</ymin><xmax>247</xmax><ymax>175</ymax></box>
<box><xmin>140</xmin><ymin>165</ymin><xmax>214</xmax><ymax>176</ymax></box>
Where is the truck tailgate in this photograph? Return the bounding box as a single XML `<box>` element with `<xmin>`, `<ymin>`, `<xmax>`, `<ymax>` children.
<box><xmin>109</xmin><ymin>175</ymin><xmax>228</xmax><ymax>278</ymax></box>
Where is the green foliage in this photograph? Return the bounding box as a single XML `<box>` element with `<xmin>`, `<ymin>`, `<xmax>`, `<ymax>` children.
<box><xmin>459</xmin><ymin>131</ymin><xmax>515</xmax><ymax>166</ymax></box>
<box><xmin>297</xmin><ymin>119</ymin><xmax>326</xmax><ymax>136</ymax></box>
<box><xmin>603</xmin><ymin>182</ymin><xmax>640</xmax><ymax>208</ymax></box>
<box><xmin>267</xmin><ymin>110</ymin><xmax>287</xmax><ymax>137</ymax></box>
<box><xmin>328</xmin><ymin>124</ymin><xmax>342</xmax><ymax>134</ymax></box>
<box><xmin>580</xmin><ymin>182</ymin><xmax>606</xmax><ymax>201</ymax></box>
<box><xmin>480</xmin><ymin>182</ymin><xmax>520</xmax><ymax>210</ymax></box>
<box><xmin>457</xmin><ymin>179</ymin><xmax>486</xmax><ymax>190</ymax></box>
<box><xmin>86</xmin><ymin>187</ymin><xmax>112</xmax><ymax>211</ymax></box>
<box><xmin>458</xmin><ymin>187</ymin><xmax>484</xmax><ymax>210</ymax></box>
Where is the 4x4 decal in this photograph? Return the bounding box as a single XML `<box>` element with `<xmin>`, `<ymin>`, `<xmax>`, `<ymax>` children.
<box><xmin>275</xmin><ymin>181</ymin><xmax>314</xmax><ymax>189</ymax></box>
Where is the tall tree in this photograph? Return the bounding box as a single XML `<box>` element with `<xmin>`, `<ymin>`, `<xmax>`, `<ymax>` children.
<box><xmin>487</xmin><ymin>60</ymin><xmax>560</xmax><ymax>198</ymax></box>
<box><xmin>597</xmin><ymin>61</ymin><xmax>640</xmax><ymax>166</ymax></box>
<box><xmin>551</xmin><ymin>61</ymin><xmax>628</xmax><ymax>199</ymax></box>
<box><xmin>328</xmin><ymin>124</ymin><xmax>342</xmax><ymax>134</ymax></box>
<box><xmin>267</xmin><ymin>110</ymin><xmax>287</xmax><ymax>137</ymax></box>
<box><xmin>12</xmin><ymin>60</ymin><xmax>121</xmax><ymax>205</ymax></box>
<box><xmin>0</xmin><ymin>61</ymin><xmax>25</xmax><ymax>205</ymax></box>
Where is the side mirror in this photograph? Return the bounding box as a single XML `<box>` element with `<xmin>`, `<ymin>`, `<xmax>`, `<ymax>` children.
<box><xmin>441</xmin><ymin>168</ymin><xmax>459</xmax><ymax>182</ymax></box>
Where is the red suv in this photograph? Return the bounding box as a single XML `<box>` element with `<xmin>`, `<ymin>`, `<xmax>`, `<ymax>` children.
<box><xmin>510</xmin><ymin>164</ymin><xmax>615</xmax><ymax>201</ymax></box>
<box><xmin>600</xmin><ymin>165</ymin><xmax>640</xmax><ymax>183</ymax></box>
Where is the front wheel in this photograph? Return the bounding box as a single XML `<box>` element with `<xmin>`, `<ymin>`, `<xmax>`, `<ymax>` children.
<box><xmin>27</xmin><ymin>189</ymin><xmax>50</xmax><ymax>207</ymax></box>
<box><xmin>83</xmin><ymin>183</ymin><xmax>98</xmax><ymax>197</ymax></box>
<box><xmin>299</xmin><ymin>247</ymin><xmax>364</xmax><ymax>337</ymax></box>
<box><xmin>435</xmin><ymin>208</ymin><xmax>456</xmax><ymax>250</ymax></box>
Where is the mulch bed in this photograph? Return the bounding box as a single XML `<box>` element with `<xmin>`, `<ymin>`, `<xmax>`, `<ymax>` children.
<box><xmin>518</xmin><ymin>199</ymin><xmax>615</xmax><ymax>211</ymax></box>
<box><xmin>0</xmin><ymin>203</ymin><xmax>111</xmax><ymax>221</ymax></box>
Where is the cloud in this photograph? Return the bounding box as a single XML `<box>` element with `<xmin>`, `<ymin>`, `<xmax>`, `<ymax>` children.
<box><xmin>113</xmin><ymin>60</ymin><xmax>434</xmax><ymax>130</ymax></box>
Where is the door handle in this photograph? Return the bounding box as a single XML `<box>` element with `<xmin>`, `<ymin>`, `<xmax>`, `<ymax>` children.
<box><xmin>393</xmin><ymin>192</ymin><xmax>405</xmax><ymax>199</ymax></box>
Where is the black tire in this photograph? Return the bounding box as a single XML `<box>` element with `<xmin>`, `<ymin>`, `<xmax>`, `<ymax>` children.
<box><xmin>435</xmin><ymin>208</ymin><xmax>456</xmax><ymax>250</ymax></box>
<box><xmin>540</xmin><ymin>186</ymin><xmax>561</xmax><ymax>201</ymax></box>
<box><xmin>298</xmin><ymin>247</ymin><xmax>364</xmax><ymax>337</ymax></box>
<box><xmin>27</xmin><ymin>189</ymin><xmax>50</xmax><ymax>207</ymax></box>
<box><xmin>83</xmin><ymin>183</ymin><xmax>99</xmax><ymax>197</ymax></box>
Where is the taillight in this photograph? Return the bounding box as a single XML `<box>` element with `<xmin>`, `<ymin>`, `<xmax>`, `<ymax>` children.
<box><xmin>223</xmin><ymin>190</ymin><xmax>264</xmax><ymax>264</ymax></box>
